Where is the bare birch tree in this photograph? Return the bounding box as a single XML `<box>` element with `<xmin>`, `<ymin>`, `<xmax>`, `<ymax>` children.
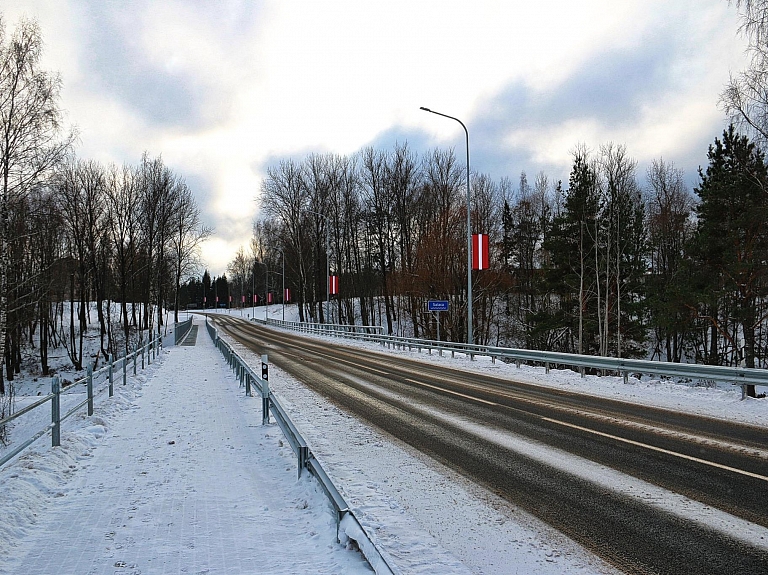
<box><xmin>0</xmin><ymin>16</ymin><xmax>72</xmax><ymax>388</ymax></box>
<box><xmin>170</xmin><ymin>180</ymin><xmax>211</xmax><ymax>322</ymax></box>
<box><xmin>723</xmin><ymin>0</ymin><xmax>768</xmax><ymax>146</ymax></box>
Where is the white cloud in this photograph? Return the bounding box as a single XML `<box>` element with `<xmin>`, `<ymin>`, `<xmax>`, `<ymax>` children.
<box><xmin>2</xmin><ymin>0</ymin><xmax>749</xmax><ymax>274</ymax></box>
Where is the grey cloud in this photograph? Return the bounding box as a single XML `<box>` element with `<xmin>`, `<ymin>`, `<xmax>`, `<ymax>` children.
<box><xmin>468</xmin><ymin>29</ymin><xmax>725</xmax><ymax>189</ymax></box>
<box><xmin>75</xmin><ymin>0</ymin><xmax>263</xmax><ymax>129</ymax></box>
<box><xmin>256</xmin><ymin>16</ymin><xmax>722</xmax><ymax>193</ymax></box>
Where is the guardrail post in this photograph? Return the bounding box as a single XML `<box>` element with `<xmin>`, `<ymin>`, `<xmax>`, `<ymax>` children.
<box><xmin>742</xmin><ymin>384</ymin><xmax>748</xmax><ymax>400</ymax></box>
<box><xmin>245</xmin><ymin>372</ymin><xmax>251</xmax><ymax>397</ymax></box>
<box><xmin>141</xmin><ymin>341</ymin><xmax>145</xmax><ymax>369</ymax></box>
<box><xmin>298</xmin><ymin>445</ymin><xmax>309</xmax><ymax>477</ymax></box>
<box><xmin>622</xmin><ymin>371</ymin><xmax>628</xmax><ymax>385</ymax></box>
<box><xmin>545</xmin><ymin>361</ymin><xmax>550</xmax><ymax>375</ymax></box>
<box><xmin>261</xmin><ymin>354</ymin><xmax>270</xmax><ymax>425</ymax></box>
<box><xmin>133</xmin><ymin>345</ymin><xmax>137</xmax><ymax>375</ymax></box>
<box><xmin>87</xmin><ymin>363</ymin><xmax>94</xmax><ymax>416</ymax></box>
<box><xmin>51</xmin><ymin>376</ymin><xmax>61</xmax><ymax>447</ymax></box>
<box><xmin>108</xmin><ymin>354</ymin><xmax>114</xmax><ymax>397</ymax></box>
<box><xmin>580</xmin><ymin>367</ymin><xmax>585</xmax><ymax>378</ymax></box>
<box><xmin>123</xmin><ymin>352</ymin><xmax>127</xmax><ymax>385</ymax></box>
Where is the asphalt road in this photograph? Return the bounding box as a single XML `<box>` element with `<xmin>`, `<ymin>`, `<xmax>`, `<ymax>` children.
<box><xmin>211</xmin><ymin>315</ymin><xmax>768</xmax><ymax>575</ymax></box>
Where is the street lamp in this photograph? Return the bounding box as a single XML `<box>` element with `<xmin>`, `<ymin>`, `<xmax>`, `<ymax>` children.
<box><xmin>307</xmin><ymin>209</ymin><xmax>330</xmax><ymax>324</ymax></box>
<box><xmin>420</xmin><ymin>106</ymin><xmax>473</xmax><ymax>345</ymax></box>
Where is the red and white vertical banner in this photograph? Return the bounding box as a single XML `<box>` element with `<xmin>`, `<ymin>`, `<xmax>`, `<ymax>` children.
<box><xmin>329</xmin><ymin>275</ymin><xmax>339</xmax><ymax>295</ymax></box>
<box><xmin>284</xmin><ymin>288</ymin><xmax>291</xmax><ymax>302</ymax></box>
<box><xmin>203</xmin><ymin>296</ymin><xmax>207</xmax><ymax>303</ymax></box>
<box><xmin>215</xmin><ymin>296</ymin><xmax>219</xmax><ymax>303</ymax></box>
<box><xmin>472</xmin><ymin>233</ymin><xmax>490</xmax><ymax>270</ymax></box>
<box><xmin>268</xmin><ymin>292</ymin><xmax>273</xmax><ymax>304</ymax></box>
<box><xmin>229</xmin><ymin>295</ymin><xmax>232</xmax><ymax>303</ymax></box>
<box><xmin>253</xmin><ymin>294</ymin><xmax>258</xmax><ymax>304</ymax></box>
<box><xmin>241</xmin><ymin>295</ymin><xmax>245</xmax><ymax>303</ymax></box>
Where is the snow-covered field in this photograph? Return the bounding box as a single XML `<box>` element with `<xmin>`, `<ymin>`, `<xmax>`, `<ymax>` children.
<box><xmin>0</xmin><ymin>304</ymin><xmax>765</xmax><ymax>575</ymax></box>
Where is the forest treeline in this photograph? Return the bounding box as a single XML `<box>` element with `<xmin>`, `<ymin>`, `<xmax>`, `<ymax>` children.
<box><xmin>0</xmin><ymin>16</ymin><xmax>209</xmax><ymax>392</ymax></box>
<box><xmin>232</xmin><ymin>128</ymin><xmax>767</xmax><ymax>382</ymax></box>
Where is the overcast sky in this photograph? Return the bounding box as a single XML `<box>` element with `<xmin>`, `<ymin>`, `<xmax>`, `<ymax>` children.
<box><xmin>3</xmin><ymin>1</ymin><xmax>749</xmax><ymax>276</ymax></box>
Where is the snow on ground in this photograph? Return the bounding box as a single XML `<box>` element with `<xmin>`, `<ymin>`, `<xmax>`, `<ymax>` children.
<box><xmin>0</xmin><ymin>320</ymin><xmax>372</xmax><ymax>575</ymax></box>
<box><xmin>2</xmin><ymin>303</ymin><xmax>765</xmax><ymax>575</ymax></box>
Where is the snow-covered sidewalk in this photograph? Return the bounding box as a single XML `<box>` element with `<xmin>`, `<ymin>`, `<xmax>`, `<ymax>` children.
<box><xmin>0</xmin><ymin>319</ymin><xmax>371</xmax><ymax>575</ymax></box>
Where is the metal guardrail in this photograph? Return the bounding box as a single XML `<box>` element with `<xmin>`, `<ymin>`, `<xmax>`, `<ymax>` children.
<box><xmin>174</xmin><ymin>317</ymin><xmax>194</xmax><ymax>345</ymax></box>
<box><xmin>253</xmin><ymin>318</ymin><xmax>768</xmax><ymax>397</ymax></box>
<box><xmin>265</xmin><ymin>318</ymin><xmax>384</xmax><ymax>335</ymax></box>
<box><xmin>205</xmin><ymin>317</ymin><xmax>396</xmax><ymax>575</ymax></box>
<box><xmin>0</xmin><ymin>331</ymin><xmax>167</xmax><ymax>469</ymax></box>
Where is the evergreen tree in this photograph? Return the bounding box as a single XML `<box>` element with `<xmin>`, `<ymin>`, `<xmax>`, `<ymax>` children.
<box><xmin>202</xmin><ymin>270</ymin><xmax>211</xmax><ymax>309</ymax></box>
<box><xmin>644</xmin><ymin>159</ymin><xmax>696</xmax><ymax>363</ymax></box>
<box><xmin>692</xmin><ymin>125</ymin><xmax>768</xmax><ymax>395</ymax></box>
<box><xmin>543</xmin><ymin>149</ymin><xmax>600</xmax><ymax>354</ymax></box>
<box><xmin>214</xmin><ymin>275</ymin><xmax>230</xmax><ymax>307</ymax></box>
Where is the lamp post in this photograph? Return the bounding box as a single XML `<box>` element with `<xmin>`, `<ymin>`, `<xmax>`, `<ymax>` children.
<box><xmin>420</xmin><ymin>106</ymin><xmax>473</xmax><ymax>345</ymax></box>
<box><xmin>307</xmin><ymin>209</ymin><xmax>330</xmax><ymax>324</ymax></box>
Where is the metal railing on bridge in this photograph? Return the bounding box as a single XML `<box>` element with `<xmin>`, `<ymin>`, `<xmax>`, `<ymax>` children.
<box><xmin>205</xmin><ymin>317</ymin><xmax>396</xmax><ymax>575</ymax></box>
<box><xmin>0</xmin><ymin>328</ymin><xmax>172</xmax><ymax>469</ymax></box>
<box><xmin>252</xmin><ymin>318</ymin><xmax>768</xmax><ymax>397</ymax></box>
<box><xmin>264</xmin><ymin>318</ymin><xmax>383</xmax><ymax>336</ymax></box>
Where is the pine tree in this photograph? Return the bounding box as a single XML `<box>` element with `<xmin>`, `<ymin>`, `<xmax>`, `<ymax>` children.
<box><xmin>543</xmin><ymin>149</ymin><xmax>600</xmax><ymax>354</ymax></box>
<box><xmin>692</xmin><ymin>125</ymin><xmax>768</xmax><ymax>395</ymax></box>
<box><xmin>645</xmin><ymin>159</ymin><xmax>696</xmax><ymax>363</ymax></box>
<box><xmin>202</xmin><ymin>270</ymin><xmax>211</xmax><ymax>308</ymax></box>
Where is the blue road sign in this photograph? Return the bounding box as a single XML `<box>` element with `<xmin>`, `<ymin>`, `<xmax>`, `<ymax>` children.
<box><xmin>428</xmin><ymin>300</ymin><xmax>449</xmax><ymax>312</ymax></box>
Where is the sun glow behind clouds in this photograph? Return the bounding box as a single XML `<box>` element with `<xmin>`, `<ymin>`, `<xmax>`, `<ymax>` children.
<box><xmin>2</xmin><ymin>0</ymin><xmax>747</xmax><ymax>274</ymax></box>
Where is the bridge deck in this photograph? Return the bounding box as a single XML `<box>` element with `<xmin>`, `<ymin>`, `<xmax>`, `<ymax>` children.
<box><xmin>2</xmin><ymin>319</ymin><xmax>368</xmax><ymax>575</ymax></box>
